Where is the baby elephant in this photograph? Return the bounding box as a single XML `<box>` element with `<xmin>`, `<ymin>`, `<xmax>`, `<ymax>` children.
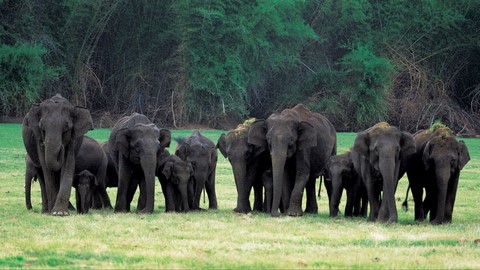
<box><xmin>326</xmin><ymin>151</ymin><xmax>367</xmax><ymax>218</ymax></box>
<box><xmin>73</xmin><ymin>170</ymin><xmax>99</xmax><ymax>214</ymax></box>
<box><xmin>157</xmin><ymin>150</ymin><xmax>194</xmax><ymax>212</ymax></box>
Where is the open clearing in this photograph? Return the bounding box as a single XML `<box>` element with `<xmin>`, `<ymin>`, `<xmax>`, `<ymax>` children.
<box><xmin>0</xmin><ymin>124</ymin><xmax>479</xmax><ymax>268</ymax></box>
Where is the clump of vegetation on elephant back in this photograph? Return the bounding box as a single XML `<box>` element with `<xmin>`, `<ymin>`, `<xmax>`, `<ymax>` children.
<box><xmin>406</xmin><ymin>123</ymin><xmax>470</xmax><ymax>224</ymax></box>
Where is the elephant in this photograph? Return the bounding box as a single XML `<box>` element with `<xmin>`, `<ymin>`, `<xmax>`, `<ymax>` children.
<box><xmin>101</xmin><ymin>142</ymin><xmax>118</xmax><ymax>188</ymax></box>
<box><xmin>156</xmin><ymin>150</ymin><xmax>194</xmax><ymax>212</ymax></box>
<box><xmin>108</xmin><ymin>113</ymin><xmax>171</xmax><ymax>214</ymax></box>
<box><xmin>325</xmin><ymin>151</ymin><xmax>367</xmax><ymax>218</ymax></box>
<box><xmin>175</xmin><ymin>130</ymin><xmax>218</xmax><ymax>210</ymax></box>
<box><xmin>25</xmin><ymin>136</ymin><xmax>112</xmax><ymax>213</ymax></box>
<box><xmin>248</xmin><ymin>104</ymin><xmax>337</xmax><ymax>217</ymax></box>
<box><xmin>22</xmin><ymin>94</ymin><xmax>94</xmax><ymax>215</ymax></box>
<box><xmin>351</xmin><ymin>122</ymin><xmax>415</xmax><ymax>223</ymax></box>
<box><xmin>405</xmin><ymin>126</ymin><xmax>470</xmax><ymax>224</ymax></box>
<box><xmin>217</xmin><ymin>120</ymin><xmax>271</xmax><ymax>213</ymax></box>
<box><xmin>73</xmin><ymin>170</ymin><xmax>98</xmax><ymax>214</ymax></box>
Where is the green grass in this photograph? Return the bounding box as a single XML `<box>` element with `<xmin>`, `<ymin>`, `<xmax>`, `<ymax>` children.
<box><xmin>1</xmin><ymin>124</ymin><xmax>479</xmax><ymax>268</ymax></box>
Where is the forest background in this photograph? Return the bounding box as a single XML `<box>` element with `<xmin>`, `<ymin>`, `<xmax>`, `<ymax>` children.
<box><xmin>1</xmin><ymin>0</ymin><xmax>480</xmax><ymax>133</ymax></box>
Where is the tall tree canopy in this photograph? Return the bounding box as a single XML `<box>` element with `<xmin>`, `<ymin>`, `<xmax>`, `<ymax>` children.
<box><xmin>1</xmin><ymin>0</ymin><xmax>480</xmax><ymax>132</ymax></box>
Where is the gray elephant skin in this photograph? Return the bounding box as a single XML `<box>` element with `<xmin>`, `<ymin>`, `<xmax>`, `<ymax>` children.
<box><xmin>352</xmin><ymin>122</ymin><xmax>415</xmax><ymax>223</ymax></box>
<box><xmin>108</xmin><ymin>113</ymin><xmax>171</xmax><ymax>214</ymax></box>
<box><xmin>406</xmin><ymin>126</ymin><xmax>470</xmax><ymax>224</ymax></box>
<box><xmin>176</xmin><ymin>130</ymin><xmax>218</xmax><ymax>210</ymax></box>
<box><xmin>25</xmin><ymin>136</ymin><xmax>112</xmax><ymax>214</ymax></box>
<box><xmin>157</xmin><ymin>150</ymin><xmax>194</xmax><ymax>212</ymax></box>
<box><xmin>325</xmin><ymin>151</ymin><xmax>367</xmax><ymax>218</ymax></box>
<box><xmin>22</xmin><ymin>94</ymin><xmax>94</xmax><ymax>215</ymax></box>
<box><xmin>248</xmin><ymin>104</ymin><xmax>337</xmax><ymax>217</ymax></box>
<box><xmin>217</xmin><ymin>121</ymin><xmax>271</xmax><ymax>213</ymax></box>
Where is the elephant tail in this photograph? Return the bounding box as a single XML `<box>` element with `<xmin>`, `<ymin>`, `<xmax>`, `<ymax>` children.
<box><xmin>318</xmin><ymin>175</ymin><xmax>322</xmax><ymax>198</ymax></box>
<box><xmin>402</xmin><ymin>184</ymin><xmax>410</xmax><ymax>212</ymax></box>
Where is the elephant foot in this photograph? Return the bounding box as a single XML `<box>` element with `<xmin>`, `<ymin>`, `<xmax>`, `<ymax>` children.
<box><xmin>286</xmin><ymin>206</ymin><xmax>304</xmax><ymax>217</ymax></box>
<box><xmin>271</xmin><ymin>211</ymin><xmax>281</xmax><ymax>218</ymax></box>
<box><xmin>304</xmin><ymin>207</ymin><xmax>318</xmax><ymax>214</ymax></box>
<box><xmin>137</xmin><ymin>208</ymin><xmax>153</xmax><ymax>214</ymax></box>
<box><xmin>430</xmin><ymin>219</ymin><xmax>443</xmax><ymax>225</ymax></box>
<box><xmin>234</xmin><ymin>206</ymin><xmax>251</xmax><ymax>214</ymax></box>
<box><xmin>51</xmin><ymin>210</ymin><xmax>69</xmax><ymax>216</ymax></box>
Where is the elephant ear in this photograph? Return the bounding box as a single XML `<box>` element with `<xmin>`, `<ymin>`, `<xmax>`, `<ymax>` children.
<box><xmin>457</xmin><ymin>141</ymin><xmax>470</xmax><ymax>170</ymax></box>
<box><xmin>89</xmin><ymin>172</ymin><xmax>99</xmax><ymax>187</ymax></box>
<box><xmin>422</xmin><ymin>141</ymin><xmax>433</xmax><ymax>170</ymax></box>
<box><xmin>115</xmin><ymin>127</ymin><xmax>131</xmax><ymax>158</ymax></box>
<box><xmin>400</xmin><ymin>131</ymin><xmax>416</xmax><ymax>169</ymax></box>
<box><xmin>159</xmin><ymin>129</ymin><xmax>171</xmax><ymax>149</ymax></box>
<box><xmin>73</xmin><ymin>106</ymin><xmax>94</xmax><ymax>138</ymax></box>
<box><xmin>162</xmin><ymin>161</ymin><xmax>174</xmax><ymax>181</ymax></box>
<box><xmin>175</xmin><ymin>143</ymin><xmax>190</xmax><ymax>161</ymax></box>
<box><xmin>353</xmin><ymin>130</ymin><xmax>370</xmax><ymax>158</ymax></box>
<box><xmin>24</xmin><ymin>104</ymin><xmax>42</xmax><ymax>139</ymax></box>
<box><xmin>298</xmin><ymin>121</ymin><xmax>317</xmax><ymax>150</ymax></box>
<box><xmin>216</xmin><ymin>134</ymin><xmax>228</xmax><ymax>158</ymax></box>
<box><xmin>247</xmin><ymin>120</ymin><xmax>267</xmax><ymax>150</ymax></box>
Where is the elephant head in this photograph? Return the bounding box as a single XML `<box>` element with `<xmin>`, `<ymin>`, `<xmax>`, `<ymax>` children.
<box><xmin>22</xmin><ymin>94</ymin><xmax>93</xmax><ymax>215</ymax></box>
<box><xmin>421</xmin><ymin>127</ymin><xmax>470</xmax><ymax>224</ymax></box>
<box><xmin>73</xmin><ymin>170</ymin><xmax>98</xmax><ymax>214</ymax></box>
<box><xmin>353</xmin><ymin>122</ymin><xmax>415</xmax><ymax>223</ymax></box>
<box><xmin>162</xmin><ymin>156</ymin><xmax>194</xmax><ymax>212</ymax></box>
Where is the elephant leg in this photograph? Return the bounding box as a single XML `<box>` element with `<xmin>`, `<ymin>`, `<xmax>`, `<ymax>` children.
<box><xmin>253</xmin><ymin>179</ymin><xmax>263</xmax><ymax>212</ymax></box>
<box><xmin>411</xmin><ymin>183</ymin><xmax>425</xmax><ymax>222</ymax></box>
<box><xmin>137</xmin><ymin>177</ymin><xmax>147</xmax><ymax>212</ymax></box>
<box><xmin>115</xmin><ymin>158</ymin><xmax>132</xmax><ymax>213</ymax></box>
<box><xmin>37</xmin><ymin>174</ymin><xmax>49</xmax><ymax>213</ymax></box>
<box><xmin>51</xmin><ymin>147</ymin><xmax>76</xmax><ymax>215</ymax></box>
<box><xmin>286</xmin><ymin>173</ymin><xmax>309</xmax><ymax>217</ymax></box>
<box><xmin>444</xmin><ymin>171</ymin><xmax>460</xmax><ymax>223</ymax></box>
<box><xmin>365</xmin><ymin>176</ymin><xmax>379</xmax><ymax>222</ymax></box>
<box><xmin>91</xmin><ymin>191</ymin><xmax>103</xmax><ymax>209</ymax></box>
<box><xmin>281</xmin><ymin>169</ymin><xmax>292</xmax><ymax>213</ymax></box>
<box><xmin>97</xmin><ymin>187</ymin><xmax>113</xmax><ymax>209</ymax></box>
<box><xmin>304</xmin><ymin>176</ymin><xmax>318</xmax><ymax>214</ymax></box>
<box><xmin>345</xmin><ymin>187</ymin><xmax>355</xmax><ymax>217</ymax></box>
<box><xmin>205</xmin><ymin>169</ymin><xmax>218</xmax><ymax>209</ymax></box>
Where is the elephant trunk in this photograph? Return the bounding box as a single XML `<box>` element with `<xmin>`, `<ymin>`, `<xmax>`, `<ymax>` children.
<box><xmin>270</xmin><ymin>151</ymin><xmax>287</xmax><ymax>217</ymax></box>
<box><xmin>44</xmin><ymin>136</ymin><xmax>65</xmax><ymax>171</ymax></box>
<box><xmin>329</xmin><ymin>173</ymin><xmax>342</xmax><ymax>218</ymax></box>
<box><xmin>378</xmin><ymin>156</ymin><xmax>398</xmax><ymax>223</ymax></box>
<box><xmin>25</xmin><ymin>173</ymin><xmax>33</xmax><ymax>210</ymax></box>
<box><xmin>432</xmin><ymin>167</ymin><xmax>450</xmax><ymax>224</ymax></box>
<box><xmin>193</xmin><ymin>170</ymin><xmax>207</xmax><ymax>210</ymax></box>
<box><xmin>76</xmin><ymin>188</ymin><xmax>91</xmax><ymax>214</ymax></box>
<box><xmin>179</xmin><ymin>183</ymin><xmax>189</xmax><ymax>212</ymax></box>
<box><xmin>231</xmin><ymin>160</ymin><xmax>251</xmax><ymax>213</ymax></box>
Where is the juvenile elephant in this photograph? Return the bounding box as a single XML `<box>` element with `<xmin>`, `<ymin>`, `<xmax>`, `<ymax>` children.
<box><xmin>22</xmin><ymin>94</ymin><xmax>93</xmax><ymax>215</ymax></box>
<box><xmin>25</xmin><ymin>136</ymin><xmax>112</xmax><ymax>213</ymax></box>
<box><xmin>352</xmin><ymin>122</ymin><xmax>415</xmax><ymax>223</ymax></box>
<box><xmin>108</xmin><ymin>113</ymin><xmax>171</xmax><ymax>214</ymax></box>
<box><xmin>325</xmin><ymin>151</ymin><xmax>367</xmax><ymax>218</ymax></box>
<box><xmin>73</xmin><ymin>170</ymin><xmax>98</xmax><ymax>214</ymax></box>
<box><xmin>157</xmin><ymin>150</ymin><xmax>194</xmax><ymax>212</ymax></box>
<box><xmin>406</xmin><ymin>126</ymin><xmax>470</xmax><ymax>224</ymax></box>
<box><xmin>248</xmin><ymin>104</ymin><xmax>337</xmax><ymax>217</ymax></box>
<box><xmin>176</xmin><ymin>130</ymin><xmax>218</xmax><ymax>210</ymax></box>
<box><xmin>217</xmin><ymin>120</ymin><xmax>271</xmax><ymax>213</ymax></box>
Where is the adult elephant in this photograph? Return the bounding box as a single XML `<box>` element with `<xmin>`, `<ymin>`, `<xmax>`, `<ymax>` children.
<box><xmin>248</xmin><ymin>104</ymin><xmax>337</xmax><ymax>217</ymax></box>
<box><xmin>25</xmin><ymin>136</ymin><xmax>112</xmax><ymax>213</ymax></box>
<box><xmin>351</xmin><ymin>122</ymin><xmax>415</xmax><ymax>223</ymax></box>
<box><xmin>406</xmin><ymin>126</ymin><xmax>470</xmax><ymax>224</ymax></box>
<box><xmin>217</xmin><ymin>121</ymin><xmax>271</xmax><ymax>213</ymax></box>
<box><xmin>325</xmin><ymin>151</ymin><xmax>367</xmax><ymax>218</ymax></box>
<box><xmin>157</xmin><ymin>150</ymin><xmax>194</xmax><ymax>212</ymax></box>
<box><xmin>22</xmin><ymin>94</ymin><xmax>93</xmax><ymax>215</ymax></box>
<box><xmin>108</xmin><ymin>113</ymin><xmax>171</xmax><ymax>214</ymax></box>
<box><xmin>176</xmin><ymin>131</ymin><xmax>218</xmax><ymax>210</ymax></box>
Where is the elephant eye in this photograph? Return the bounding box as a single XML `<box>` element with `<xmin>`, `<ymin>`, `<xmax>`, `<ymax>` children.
<box><xmin>62</xmin><ymin>122</ymin><xmax>70</xmax><ymax>132</ymax></box>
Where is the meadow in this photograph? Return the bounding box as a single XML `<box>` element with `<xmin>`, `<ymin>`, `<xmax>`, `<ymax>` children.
<box><xmin>0</xmin><ymin>123</ymin><xmax>479</xmax><ymax>269</ymax></box>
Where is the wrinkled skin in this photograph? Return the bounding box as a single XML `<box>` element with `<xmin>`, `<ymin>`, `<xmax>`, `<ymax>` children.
<box><xmin>248</xmin><ymin>104</ymin><xmax>337</xmax><ymax>217</ymax></box>
<box><xmin>176</xmin><ymin>131</ymin><xmax>218</xmax><ymax>210</ymax></box>
<box><xmin>325</xmin><ymin>151</ymin><xmax>367</xmax><ymax>218</ymax></box>
<box><xmin>22</xmin><ymin>94</ymin><xmax>93</xmax><ymax>216</ymax></box>
<box><xmin>406</xmin><ymin>127</ymin><xmax>470</xmax><ymax>224</ymax></box>
<box><xmin>352</xmin><ymin>122</ymin><xmax>415</xmax><ymax>223</ymax></box>
<box><xmin>108</xmin><ymin>113</ymin><xmax>171</xmax><ymax>214</ymax></box>
<box><xmin>25</xmin><ymin>136</ymin><xmax>112</xmax><ymax>213</ymax></box>
<box><xmin>157</xmin><ymin>150</ymin><xmax>194</xmax><ymax>212</ymax></box>
<box><xmin>73</xmin><ymin>170</ymin><xmax>98</xmax><ymax>214</ymax></box>
<box><xmin>217</xmin><ymin>125</ymin><xmax>271</xmax><ymax>213</ymax></box>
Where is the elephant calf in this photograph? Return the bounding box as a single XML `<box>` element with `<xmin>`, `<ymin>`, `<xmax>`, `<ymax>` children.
<box><xmin>325</xmin><ymin>151</ymin><xmax>367</xmax><ymax>218</ymax></box>
<box><xmin>73</xmin><ymin>170</ymin><xmax>99</xmax><ymax>214</ymax></box>
<box><xmin>157</xmin><ymin>150</ymin><xmax>194</xmax><ymax>212</ymax></box>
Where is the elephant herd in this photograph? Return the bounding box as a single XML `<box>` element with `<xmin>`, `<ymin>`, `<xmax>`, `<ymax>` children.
<box><xmin>23</xmin><ymin>95</ymin><xmax>470</xmax><ymax>225</ymax></box>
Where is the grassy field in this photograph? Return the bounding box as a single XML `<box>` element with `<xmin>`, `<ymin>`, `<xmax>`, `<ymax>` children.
<box><xmin>0</xmin><ymin>123</ymin><xmax>479</xmax><ymax>269</ymax></box>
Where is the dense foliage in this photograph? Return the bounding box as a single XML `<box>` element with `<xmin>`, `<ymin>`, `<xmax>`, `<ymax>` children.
<box><xmin>1</xmin><ymin>0</ymin><xmax>480</xmax><ymax>132</ymax></box>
